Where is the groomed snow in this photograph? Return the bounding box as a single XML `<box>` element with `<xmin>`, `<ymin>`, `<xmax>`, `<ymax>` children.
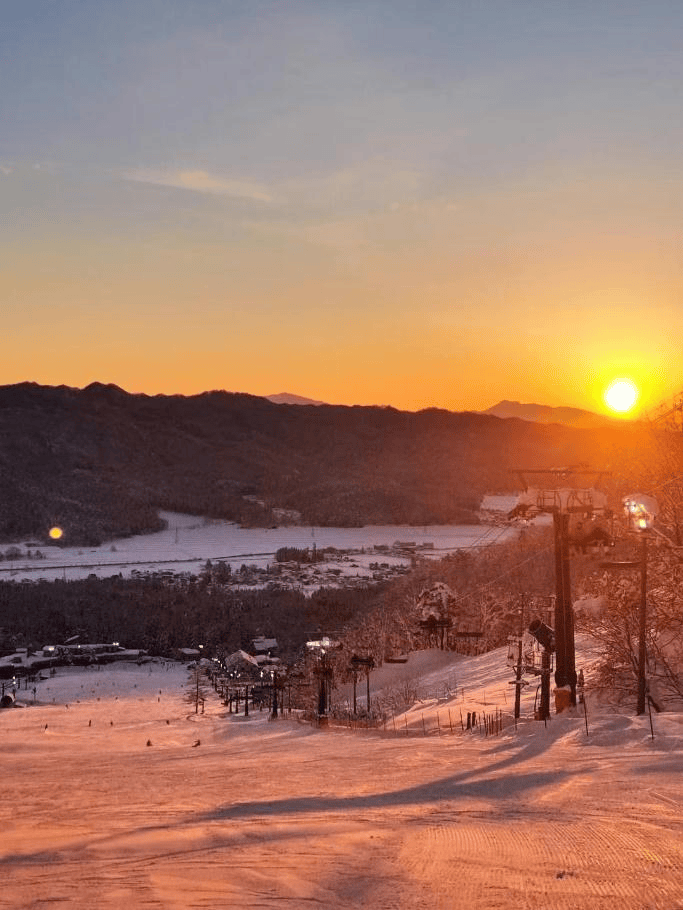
<box><xmin>2</xmin><ymin>640</ymin><xmax>682</xmax><ymax>908</ymax></box>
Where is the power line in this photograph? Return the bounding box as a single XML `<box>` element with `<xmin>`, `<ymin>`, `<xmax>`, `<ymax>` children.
<box><xmin>446</xmin><ymin>543</ymin><xmax>556</xmax><ymax>608</ymax></box>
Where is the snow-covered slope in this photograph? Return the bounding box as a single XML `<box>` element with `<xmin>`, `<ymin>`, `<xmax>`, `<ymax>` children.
<box><xmin>2</xmin><ymin>639</ymin><xmax>682</xmax><ymax>908</ymax></box>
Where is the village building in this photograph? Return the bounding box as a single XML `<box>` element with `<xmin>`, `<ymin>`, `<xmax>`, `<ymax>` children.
<box><xmin>223</xmin><ymin>649</ymin><xmax>262</xmax><ymax>681</ymax></box>
<box><xmin>251</xmin><ymin>636</ymin><xmax>280</xmax><ymax>667</ymax></box>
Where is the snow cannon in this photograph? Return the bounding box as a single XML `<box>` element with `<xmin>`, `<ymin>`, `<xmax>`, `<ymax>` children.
<box><xmin>0</xmin><ymin>691</ymin><xmax>16</xmax><ymax>708</ymax></box>
<box><xmin>528</xmin><ymin>619</ymin><xmax>555</xmax><ymax>653</ymax></box>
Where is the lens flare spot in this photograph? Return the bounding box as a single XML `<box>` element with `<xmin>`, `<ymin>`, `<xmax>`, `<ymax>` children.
<box><xmin>604</xmin><ymin>378</ymin><xmax>639</xmax><ymax>414</ymax></box>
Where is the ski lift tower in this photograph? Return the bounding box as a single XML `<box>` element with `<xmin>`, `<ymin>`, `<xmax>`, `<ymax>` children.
<box><xmin>306</xmin><ymin>634</ymin><xmax>342</xmax><ymax>723</ymax></box>
<box><xmin>511</xmin><ymin>467</ymin><xmax>610</xmax><ymax>711</ymax></box>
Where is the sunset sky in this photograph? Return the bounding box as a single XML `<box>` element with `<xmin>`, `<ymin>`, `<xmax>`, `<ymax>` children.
<box><xmin>2</xmin><ymin>1</ymin><xmax>682</xmax><ymax>414</ymax></box>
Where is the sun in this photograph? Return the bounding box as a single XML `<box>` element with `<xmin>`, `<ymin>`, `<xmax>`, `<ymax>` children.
<box><xmin>604</xmin><ymin>378</ymin><xmax>639</xmax><ymax>414</ymax></box>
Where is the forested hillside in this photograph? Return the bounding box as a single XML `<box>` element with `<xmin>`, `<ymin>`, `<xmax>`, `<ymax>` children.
<box><xmin>0</xmin><ymin>382</ymin><xmax>643</xmax><ymax>544</ymax></box>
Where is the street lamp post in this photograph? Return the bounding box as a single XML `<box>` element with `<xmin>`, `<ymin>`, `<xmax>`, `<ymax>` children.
<box><xmin>637</xmin><ymin>533</ymin><xmax>648</xmax><ymax>715</ymax></box>
<box><xmin>624</xmin><ymin>494</ymin><xmax>658</xmax><ymax>716</ymax></box>
<box><xmin>602</xmin><ymin>493</ymin><xmax>657</xmax><ymax>716</ymax></box>
<box><xmin>271</xmin><ymin>669</ymin><xmax>278</xmax><ymax>718</ymax></box>
<box><xmin>624</xmin><ymin>494</ymin><xmax>658</xmax><ymax>715</ymax></box>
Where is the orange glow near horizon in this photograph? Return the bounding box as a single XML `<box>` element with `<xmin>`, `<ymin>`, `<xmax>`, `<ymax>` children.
<box><xmin>3</xmin><ymin>5</ymin><xmax>683</xmax><ymax>417</ymax></box>
<box><xmin>2</xmin><ymin>175</ymin><xmax>681</xmax><ymax>415</ymax></box>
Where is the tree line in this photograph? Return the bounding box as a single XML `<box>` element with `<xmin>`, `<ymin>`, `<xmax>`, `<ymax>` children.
<box><xmin>0</xmin><ymin>572</ymin><xmax>384</xmax><ymax>665</ymax></box>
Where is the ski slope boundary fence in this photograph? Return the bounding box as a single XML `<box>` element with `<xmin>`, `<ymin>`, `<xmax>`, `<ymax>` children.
<box><xmin>327</xmin><ymin>706</ymin><xmax>507</xmax><ymax>737</ymax></box>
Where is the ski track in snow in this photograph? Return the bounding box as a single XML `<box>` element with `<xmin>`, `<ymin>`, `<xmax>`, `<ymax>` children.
<box><xmin>2</xmin><ymin>648</ymin><xmax>683</xmax><ymax>909</ymax></box>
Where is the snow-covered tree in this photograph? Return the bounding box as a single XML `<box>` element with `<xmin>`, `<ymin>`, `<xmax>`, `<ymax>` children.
<box><xmin>580</xmin><ymin>537</ymin><xmax>683</xmax><ymax>706</ymax></box>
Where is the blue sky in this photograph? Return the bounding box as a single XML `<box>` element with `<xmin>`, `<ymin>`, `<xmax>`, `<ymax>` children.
<box><xmin>2</xmin><ymin>1</ymin><xmax>682</xmax><ymax>412</ymax></box>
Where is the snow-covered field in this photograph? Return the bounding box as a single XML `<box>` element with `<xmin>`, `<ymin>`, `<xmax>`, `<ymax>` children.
<box><xmin>0</xmin><ymin>501</ymin><xmax>518</xmax><ymax>583</ymax></box>
<box><xmin>2</xmin><ymin>641</ymin><xmax>683</xmax><ymax>909</ymax></box>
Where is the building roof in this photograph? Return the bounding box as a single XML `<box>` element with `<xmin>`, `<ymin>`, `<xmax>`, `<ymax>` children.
<box><xmin>252</xmin><ymin>636</ymin><xmax>278</xmax><ymax>652</ymax></box>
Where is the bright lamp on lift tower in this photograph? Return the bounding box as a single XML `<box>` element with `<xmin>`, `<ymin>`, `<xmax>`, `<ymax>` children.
<box><xmin>623</xmin><ymin>493</ymin><xmax>658</xmax><ymax>531</ymax></box>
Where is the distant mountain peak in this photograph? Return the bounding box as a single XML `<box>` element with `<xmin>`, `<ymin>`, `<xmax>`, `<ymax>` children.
<box><xmin>266</xmin><ymin>392</ymin><xmax>326</xmax><ymax>406</ymax></box>
<box><xmin>84</xmin><ymin>381</ymin><xmax>127</xmax><ymax>394</ymax></box>
<box><xmin>482</xmin><ymin>400</ymin><xmax>616</xmax><ymax>428</ymax></box>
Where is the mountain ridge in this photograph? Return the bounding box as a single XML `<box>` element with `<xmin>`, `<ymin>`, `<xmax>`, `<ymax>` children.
<box><xmin>266</xmin><ymin>392</ymin><xmax>622</xmax><ymax>429</ymax></box>
<box><xmin>482</xmin><ymin>399</ymin><xmax>620</xmax><ymax>428</ymax></box>
<box><xmin>0</xmin><ymin>382</ymin><xmax>640</xmax><ymax>545</ymax></box>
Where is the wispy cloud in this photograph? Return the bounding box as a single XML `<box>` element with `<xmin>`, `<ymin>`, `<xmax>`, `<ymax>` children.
<box><xmin>125</xmin><ymin>168</ymin><xmax>272</xmax><ymax>203</ymax></box>
<box><xmin>282</xmin><ymin>161</ymin><xmax>423</xmax><ymax>212</ymax></box>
